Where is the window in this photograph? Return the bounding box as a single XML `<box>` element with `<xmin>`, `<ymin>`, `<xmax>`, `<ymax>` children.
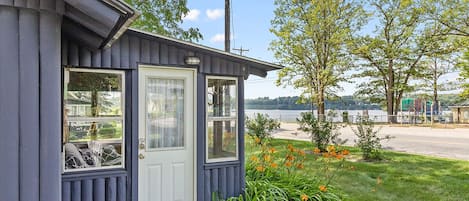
<box><xmin>63</xmin><ymin>68</ymin><xmax>125</xmax><ymax>172</ymax></box>
<box><xmin>206</xmin><ymin>76</ymin><xmax>238</xmax><ymax>162</ymax></box>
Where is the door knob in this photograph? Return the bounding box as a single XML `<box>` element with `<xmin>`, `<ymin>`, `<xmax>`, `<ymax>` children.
<box><xmin>139</xmin><ymin>154</ymin><xmax>145</xmax><ymax>159</ymax></box>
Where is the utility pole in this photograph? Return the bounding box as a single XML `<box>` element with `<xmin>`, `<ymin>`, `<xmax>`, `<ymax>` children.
<box><xmin>225</xmin><ymin>0</ymin><xmax>230</xmax><ymax>52</ymax></box>
<box><xmin>233</xmin><ymin>46</ymin><xmax>249</xmax><ymax>56</ymax></box>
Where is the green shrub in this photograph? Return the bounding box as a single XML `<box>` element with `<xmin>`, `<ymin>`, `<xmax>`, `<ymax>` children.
<box><xmin>297</xmin><ymin>112</ymin><xmax>342</xmax><ymax>152</ymax></box>
<box><xmin>351</xmin><ymin>116</ymin><xmax>392</xmax><ymax>160</ymax></box>
<box><xmin>246</xmin><ymin>113</ymin><xmax>280</xmax><ymax>145</ymax></box>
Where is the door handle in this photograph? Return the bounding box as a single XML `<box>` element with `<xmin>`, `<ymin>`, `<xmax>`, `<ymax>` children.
<box><xmin>139</xmin><ymin>154</ymin><xmax>145</xmax><ymax>159</ymax></box>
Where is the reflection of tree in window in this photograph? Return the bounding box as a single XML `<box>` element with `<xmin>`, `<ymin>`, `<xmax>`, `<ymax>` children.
<box><xmin>68</xmin><ymin>72</ymin><xmax>121</xmax><ymax>139</ymax></box>
<box><xmin>63</xmin><ymin>69</ymin><xmax>124</xmax><ymax>171</ymax></box>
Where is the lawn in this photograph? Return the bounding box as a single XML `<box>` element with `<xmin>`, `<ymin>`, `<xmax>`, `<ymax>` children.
<box><xmin>245</xmin><ymin>138</ymin><xmax>469</xmax><ymax>201</ymax></box>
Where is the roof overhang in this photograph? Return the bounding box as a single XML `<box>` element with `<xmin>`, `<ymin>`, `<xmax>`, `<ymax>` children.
<box><xmin>62</xmin><ymin>0</ymin><xmax>139</xmax><ymax>49</ymax></box>
<box><xmin>127</xmin><ymin>28</ymin><xmax>283</xmax><ymax>78</ymax></box>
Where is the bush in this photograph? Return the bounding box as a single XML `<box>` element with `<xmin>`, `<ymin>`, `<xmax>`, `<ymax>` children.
<box><xmin>297</xmin><ymin>112</ymin><xmax>342</xmax><ymax>152</ymax></box>
<box><xmin>352</xmin><ymin>116</ymin><xmax>392</xmax><ymax>160</ymax></box>
<box><xmin>246</xmin><ymin>113</ymin><xmax>280</xmax><ymax>145</ymax></box>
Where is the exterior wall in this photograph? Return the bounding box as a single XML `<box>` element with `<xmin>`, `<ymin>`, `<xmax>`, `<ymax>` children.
<box><xmin>61</xmin><ymin>30</ymin><xmax>246</xmax><ymax>200</ymax></box>
<box><xmin>0</xmin><ymin>1</ymin><xmax>63</xmax><ymax>201</ymax></box>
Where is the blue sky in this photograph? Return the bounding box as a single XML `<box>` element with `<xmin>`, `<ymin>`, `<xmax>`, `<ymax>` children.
<box><xmin>181</xmin><ymin>1</ymin><xmax>305</xmax><ymax>99</ymax></box>
<box><xmin>180</xmin><ymin>1</ymin><xmax>460</xmax><ymax>99</ymax></box>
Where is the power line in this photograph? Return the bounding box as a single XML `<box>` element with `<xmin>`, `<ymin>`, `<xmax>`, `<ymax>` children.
<box><xmin>233</xmin><ymin>46</ymin><xmax>249</xmax><ymax>56</ymax></box>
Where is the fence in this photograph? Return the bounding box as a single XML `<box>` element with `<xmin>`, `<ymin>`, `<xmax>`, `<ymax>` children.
<box><xmin>246</xmin><ymin>112</ymin><xmax>457</xmax><ymax>125</ymax></box>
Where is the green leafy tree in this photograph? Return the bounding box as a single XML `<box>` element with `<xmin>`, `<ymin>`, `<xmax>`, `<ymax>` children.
<box><xmin>458</xmin><ymin>50</ymin><xmax>469</xmax><ymax>98</ymax></box>
<box><xmin>270</xmin><ymin>0</ymin><xmax>365</xmax><ymax>117</ymax></box>
<box><xmin>124</xmin><ymin>0</ymin><xmax>202</xmax><ymax>41</ymax></box>
<box><xmin>422</xmin><ymin>0</ymin><xmax>469</xmax><ymax>37</ymax></box>
<box><xmin>349</xmin><ymin>0</ymin><xmax>450</xmax><ymax>122</ymax></box>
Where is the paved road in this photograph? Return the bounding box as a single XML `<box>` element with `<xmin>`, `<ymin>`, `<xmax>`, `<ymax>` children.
<box><xmin>272</xmin><ymin>123</ymin><xmax>469</xmax><ymax>161</ymax></box>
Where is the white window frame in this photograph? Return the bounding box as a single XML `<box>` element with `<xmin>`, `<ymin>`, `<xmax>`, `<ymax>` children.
<box><xmin>205</xmin><ymin>76</ymin><xmax>239</xmax><ymax>163</ymax></box>
<box><xmin>62</xmin><ymin>68</ymin><xmax>126</xmax><ymax>173</ymax></box>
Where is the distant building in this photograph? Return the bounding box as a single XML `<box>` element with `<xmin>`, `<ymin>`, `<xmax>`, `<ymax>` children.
<box><xmin>449</xmin><ymin>100</ymin><xmax>469</xmax><ymax>123</ymax></box>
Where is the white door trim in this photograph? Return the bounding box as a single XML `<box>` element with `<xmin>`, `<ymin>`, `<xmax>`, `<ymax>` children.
<box><xmin>138</xmin><ymin>65</ymin><xmax>197</xmax><ymax>201</ymax></box>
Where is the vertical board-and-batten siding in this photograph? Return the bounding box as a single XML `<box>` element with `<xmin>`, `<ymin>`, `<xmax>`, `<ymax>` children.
<box><xmin>0</xmin><ymin>2</ymin><xmax>63</xmax><ymax>201</ymax></box>
<box><xmin>62</xmin><ymin>30</ymin><xmax>246</xmax><ymax>200</ymax></box>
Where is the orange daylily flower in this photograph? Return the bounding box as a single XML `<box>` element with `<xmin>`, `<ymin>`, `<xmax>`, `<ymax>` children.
<box><xmin>301</xmin><ymin>194</ymin><xmax>309</xmax><ymax>201</ymax></box>
<box><xmin>256</xmin><ymin>166</ymin><xmax>265</xmax><ymax>172</ymax></box>
<box><xmin>335</xmin><ymin>154</ymin><xmax>343</xmax><ymax>160</ymax></box>
<box><xmin>298</xmin><ymin>149</ymin><xmax>306</xmax><ymax>156</ymax></box>
<box><xmin>254</xmin><ymin>137</ymin><xmax>261</xmax><ymax>144</ymax></box>
<box><xmin>270</xmin><ymin>163</ymin><xmax>278</xmax><ymax>168</ymax></box>
<box><xmin>342</xmin><ymin>149</ymin><xmax>350</xmax><ymax>155</ymax></box>
<box><xmin>319</xmin><ymin>185</ymin><xmax>327</xmax><ymax>192</ymax></box>
<box><xmin>323</xmin><ymin>153</ymin><xmax>330</xmax><ymax>158</ymax></box>
<box><xmin>250</xmin><ymin>156</ymin><xmax>259</xmax><ymax>162</ymax></box>
<box><xmin>286</xmin><ymin>154</ymin><xmax>295</xmax><ymax>161</ymax></box>
<box><xmin>285</xmin><ymin>161</ymin><xmax>292</xmax><ymax>167</ymax></box>
<box><xmin>268</xmin><ymin>147</ymin><xmax>276</xmax><ymax>153</ymax></box>
<box><xmin>296</xmin><ymin>163</ymin><xmax>304</xmax><ymax>169</ymax></box>
<box><xmin>313</xmin><ymin>147</ymin><xmax>321</xmax><ymax>154</ymax></box>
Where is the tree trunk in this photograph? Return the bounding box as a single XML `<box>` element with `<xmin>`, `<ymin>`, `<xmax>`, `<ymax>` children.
<box><xmin>317</xmin><ymin>87</ymin><xmax>325</xmax><ymax>121</ymax></box>
<box><xmin>387</xmin><ymin>60</ymin><xmax>396</xmax><ymax>123</ymax></box>
<box><xmin>433</xmin><ymin>59</ymin><xmax>438</xmax><ymax>114</ymax></box>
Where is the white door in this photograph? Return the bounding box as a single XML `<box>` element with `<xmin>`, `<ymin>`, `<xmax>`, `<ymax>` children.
<box><xmin>138</xmin><ymin>66</ymin><xmax>196</xmax><ymax>201</ymax></box>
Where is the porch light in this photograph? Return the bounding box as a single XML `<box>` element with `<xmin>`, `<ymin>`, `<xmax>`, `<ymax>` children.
<box><xmin>184</xmin><ymin>56</ymin><xmax>200</xmax><ymax>65</ymax></box>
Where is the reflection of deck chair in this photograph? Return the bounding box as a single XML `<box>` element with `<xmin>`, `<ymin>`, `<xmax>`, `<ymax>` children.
<box><xmin>64</xmin><ymin>143</ymin><xmax>90</xmax><ymax>169</ymax></box>
<box><xmin>88</xmin><ymin>141</ymin><xmax>103</xmax><ymax>167</ymax></box>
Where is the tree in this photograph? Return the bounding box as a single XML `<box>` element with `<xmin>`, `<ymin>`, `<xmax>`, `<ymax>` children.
<box><xmin>349</xmin><ymin>0</ymin><xmax>447</xmax><ymax>122</ymax></box>
<box><xmin>458</xmin><ymin>50</ymin><xmax>469</xmax><ymax>98</ymax></box>
<box><xmin>270</xmin><ymin>0</ymin><xmax>365</xmax><ymax>117</ymax></box>
<box><xmin>124</xmin><ymin>0</ymin><xmax>202</xmax><ymax>41</ymax></box>
<box><xmin>422</xmin><ymin>0</ymin><xmax>469</xmax><ymax>37</ymax></box>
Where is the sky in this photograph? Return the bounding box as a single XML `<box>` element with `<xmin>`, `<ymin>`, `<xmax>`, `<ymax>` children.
<box><xmin>180</xmin><ymin>1</ymin><xmax>460</xmax><ymax>99</ymax></box>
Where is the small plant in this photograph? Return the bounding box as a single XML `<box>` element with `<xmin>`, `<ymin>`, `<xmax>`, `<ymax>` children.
<box><xmin>297</xmin><ymin>112</ymin><xmax>342</xmax><ymax>152</ymax></box>
<box><xmin>246</xmin><ymin>113</ymin><xmax>280</xmax><ymax>145</ymax></box>
<box><xmin>352</xmin><ymin>116</ymin><xmax>393</xmax><ymax>161</ymax></box>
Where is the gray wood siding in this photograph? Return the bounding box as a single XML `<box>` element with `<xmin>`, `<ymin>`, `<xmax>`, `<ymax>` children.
<box><xmin>62</xmin><ymin>31</ymin><xmax>247</xmax><ymax>200</ymax></box>
<box><xmin>0</xmin><ymin>4</ymin><xmax>62</xmax><ymax>201</ymax></box>
<box><xmin>62</xmin><ymin>175</ymin><xmax>127</xmax><ymax>201</ymax></box>
<box><xmin>63</xmin><ymin>30</ymin><xmax>247</xmax><ymax>76</ymax></box>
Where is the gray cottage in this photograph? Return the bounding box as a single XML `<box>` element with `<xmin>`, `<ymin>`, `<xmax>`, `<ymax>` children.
<box><xmin>0</xmin><ymin>1</ymin><xmax>281</xmax><ymax>201</ymax></box>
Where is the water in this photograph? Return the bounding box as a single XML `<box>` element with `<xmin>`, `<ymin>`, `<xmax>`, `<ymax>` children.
<box><xmin>245</xmin><ymin>109</ymin><xmax>388</xmax><ymax>122</ymax></box>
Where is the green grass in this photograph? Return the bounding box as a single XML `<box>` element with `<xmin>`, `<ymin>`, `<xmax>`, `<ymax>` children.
<box><xmin>245</xmin><ymin>138</ymin><xmax>469</xmax><ymax>201</ymax></box>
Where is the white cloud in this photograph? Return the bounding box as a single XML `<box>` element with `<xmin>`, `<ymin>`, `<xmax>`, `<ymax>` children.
<box><xmin>182</xmin><ymin>9</ymin><xmax>200</xmax><ymax>21</ymax></box>
<box><xmin>206</xmin><ymin>9</ymin><xmax>224</xmax><ymax>20</ymax></box>
<box><xmin>210</xmin><ymin>33</ymin><xmax>225</xmax><ymax>43</ymax></box>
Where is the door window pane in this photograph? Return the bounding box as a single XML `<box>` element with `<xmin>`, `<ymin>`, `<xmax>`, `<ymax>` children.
<box><xmin>63</xmin><ymin>69</ymin><xmax>124</xmax><ymax>172</ymax></box>
<box><xmin>146</xmin><ymin>78</ymin><xmax>185</xmax><ymax>149</ymax></box>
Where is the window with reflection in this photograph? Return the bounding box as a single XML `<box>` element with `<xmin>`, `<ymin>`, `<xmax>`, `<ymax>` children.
<box><xmin>206</xmin><ymin>77</ymin><xmax>238</xmax><ymax>162</ymax></box>
<box><xmin>63</xmin><ymin>68</ymin><xmax>125</xmax><ymax>172</ymax></box>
